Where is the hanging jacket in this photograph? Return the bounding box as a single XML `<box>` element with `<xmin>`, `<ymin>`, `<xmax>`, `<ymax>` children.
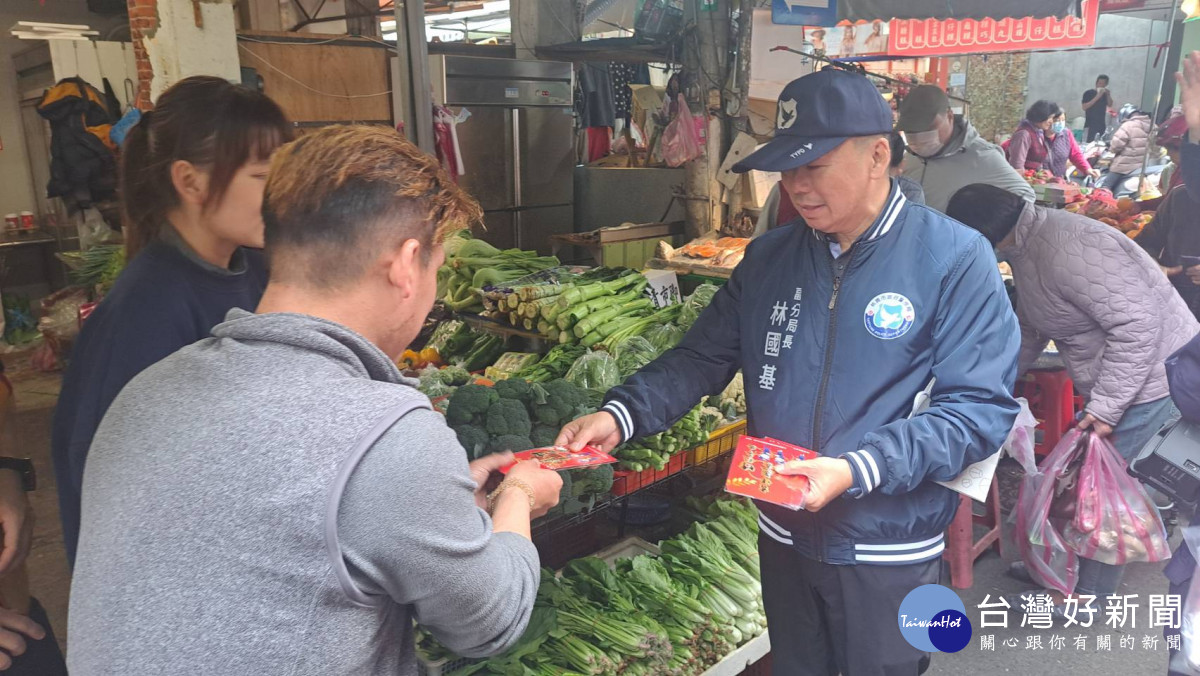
<box><xmin>1006</xmin><ymin>202</ymin><xmax>1199</xmax><ymax>426</ymax></box>
<box><xmin>604</xmin><ymin>181</ymin><xmax>1021</xmax><ymax>565</ymax></box>
<box><xmin>901</xmin><ymin>115</ymin><xmax>1035</xmax><ymax>212</ymax></box>
<box><xmin>1108</xmin><ymin>113</ymin><xmax>1153</xmax><ymax>175</ymax></box>
<box><xmin>37</xmin><ymin>77</ymin><xmax>118</xmax><ymax>207</ymax></box>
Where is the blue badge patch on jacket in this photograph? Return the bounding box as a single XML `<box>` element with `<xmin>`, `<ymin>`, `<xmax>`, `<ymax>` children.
<box><xmin>865</xmin><ymin>293</ymin><xmax>915</xmax><ymax>340</ymax></box>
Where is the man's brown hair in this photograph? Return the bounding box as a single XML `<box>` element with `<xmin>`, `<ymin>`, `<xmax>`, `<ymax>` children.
<box><xmin>263</xmin><ymin>125</ymin><xmax>481</xmax><ymax>288</ymax></box>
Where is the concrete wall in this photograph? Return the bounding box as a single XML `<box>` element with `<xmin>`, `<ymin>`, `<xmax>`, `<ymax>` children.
<box><xmin>0</xmin><ymin>0</ymin><xmax>126</xmax><ymax>218</ymax></box>
<box><xmin>1026</xmin><ymin>14</ymin><xmax>1169</xmax><ymax>125</ymax></box>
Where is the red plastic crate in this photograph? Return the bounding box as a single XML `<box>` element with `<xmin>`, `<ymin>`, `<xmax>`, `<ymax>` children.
<box><xmin>611</xmin><ymin>469</ymin><xmax>642</xmax><ymax>496</ymax></box>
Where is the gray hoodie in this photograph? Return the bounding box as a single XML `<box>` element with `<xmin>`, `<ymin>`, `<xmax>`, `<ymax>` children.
<box><xmin>901</xmin><ymin>115</ymin><xmax>1036</xmax><ymax>213</ymax></box>
<box><xmin>68</xmin><ymin>310</ymin><xmax>540</xmax><ymax>675</ymax></box>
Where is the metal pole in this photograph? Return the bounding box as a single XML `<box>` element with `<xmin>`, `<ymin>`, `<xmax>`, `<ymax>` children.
<box><xmin>1139</xmin><ymin>0</ymin><xmax>1182</xmax><ymax>193</ymax></box>
<box><xmin>393</xmin><ymin>0</ymin><xmax>434</xmax><ymax>153</ymax></box>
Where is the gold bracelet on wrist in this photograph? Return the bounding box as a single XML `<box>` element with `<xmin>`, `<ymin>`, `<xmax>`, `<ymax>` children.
<box><xmin>487</xmin><ymin>477</ymin><xmax>537</xmax><ymax>513</ymax></box>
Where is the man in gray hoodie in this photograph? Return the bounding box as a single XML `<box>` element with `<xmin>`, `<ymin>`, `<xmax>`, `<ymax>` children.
<box><xmin>67</xmin><ymin>126</ymin><xmax>564</xmax><ymax>675</ymax></box>
<box><xmin>897</xmin><ymin>85</ymin><xmax>1035</xmax><ymax>213</ymax></box>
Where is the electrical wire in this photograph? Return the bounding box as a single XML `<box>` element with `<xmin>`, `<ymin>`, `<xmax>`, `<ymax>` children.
<box><xmin>237</xmin><ymin>35</ymin><xmax>353</xmax><ymax>46</ymax></box>
<box><xmin>237</xmin><ymin>43</ymin><xmax>393</xmax><ymax>98</ymax></box>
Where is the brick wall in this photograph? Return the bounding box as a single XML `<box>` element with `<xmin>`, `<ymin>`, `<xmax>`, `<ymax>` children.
<box><xmin>127</xmin><ymin>0</ymin><xmax>158</xmax><ymax>109</ymax></box>
<box><xmin>965</xmin><ymin>53</ymin><xmax>1030</xmax><ymax>145</ymax></box>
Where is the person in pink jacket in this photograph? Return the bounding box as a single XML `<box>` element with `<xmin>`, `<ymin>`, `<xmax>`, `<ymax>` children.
<box><xmin>1045</xmin><ymin>103</ymin><xmax>1100</xmax><ymax>181</ymax></box>
<box><xmin>948</xmin><ymin>182</ymin><xmax>1199</xmax><ymax>603</ymax></box>
<box><xmin>1100</xmin><ymin>109</ymin><xmax>1153</xmax><ymax>191</ymax></box>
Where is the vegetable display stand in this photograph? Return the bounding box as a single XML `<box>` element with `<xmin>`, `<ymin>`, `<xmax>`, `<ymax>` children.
<box><xmin>701</xmin><ymin>632</ymin><xmax>772</xmax><ymax>676</ymax></box>
<box><xmin>690</xmin><ymin>419</ymin><xmax>747</xmax><ymax>466</ymax></box>
<box><xmin>458</xmin><ymin>312</ymin><xmax>552</xmax><ymax>354</ymax></box>
<box><xmin>536</xmin><ymin>520</ymin><xmax>600</xmax><ymax>570</ymax></box>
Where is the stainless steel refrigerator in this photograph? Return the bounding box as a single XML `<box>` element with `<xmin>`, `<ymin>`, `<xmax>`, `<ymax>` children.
<box><xmin>430</xmin><ymin>55</ymin><xmax>575</xmax><ymax>255</ymax></box>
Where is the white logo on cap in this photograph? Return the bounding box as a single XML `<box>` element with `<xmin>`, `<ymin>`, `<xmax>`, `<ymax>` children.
<box><xmin>789</xmin><ymin>142</ymin><xmax>814</xmax><ymax>158</ymax></box>
<box><xmin>778</xmin><ymin>99</ymin><xmax>798</xmax><ymax>130</ymax></box>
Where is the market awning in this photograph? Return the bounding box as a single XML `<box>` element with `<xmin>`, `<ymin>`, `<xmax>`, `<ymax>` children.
<box><xmin>837</xmin><ymin>0</ymin><xmax>1080</xmax><ymax>21</ymax></box>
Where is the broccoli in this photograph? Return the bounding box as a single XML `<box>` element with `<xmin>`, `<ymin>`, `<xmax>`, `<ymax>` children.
<box><xmin>440</xmin><ymin>365</ymin><xmax>472</xmax><ymax>386</ymax></box>
<box><xmin>446</xmin><ymin>384</ymin><xmax>499</xmax><ymax>426</ymax></box>
<box><xmin>493</xmin><ymin>378</ymin><xmax>532</xmax><ymax>404</ymax></box>
<box><xmin>489</xmin><ymin>434</ymin><xmax>535</xmax><ymax>453</ymax></box>
<box><xmin>571</xmin><ymin>464</ymin><xmax>614</xmax><ymax>496</ymax></box>
<box><xmin>486</xmin><ymin>399</ymin><xmax>533</xmax><ymax>437</ymax></box>
<box><xmin>532</xmin><ymin>379</ymin><xmax>587</xmax><ymax>427</ymax></box>
<box><xmin>453</xmin><ymin>424</ymin><xmax>490</xmax><ymax>461</ymax></box>
<box><xmin>530</xmin><ymin>424</ymin><xmax>559</xmax><ymax>448</ymax></box>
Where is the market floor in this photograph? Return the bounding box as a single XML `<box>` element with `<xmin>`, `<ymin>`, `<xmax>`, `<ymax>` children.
<box><xmin>9</xmin><ymin>353</ymin><xmax>69</xmax><ymax>653</ymax></box>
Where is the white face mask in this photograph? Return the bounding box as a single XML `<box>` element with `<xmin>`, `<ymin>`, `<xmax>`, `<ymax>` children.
<box><xmin>905</xmin><ymin>129</ymin><xmax>943</xmax><ymax>157</ymax></box>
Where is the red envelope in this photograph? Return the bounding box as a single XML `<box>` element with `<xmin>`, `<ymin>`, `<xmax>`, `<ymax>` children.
<box><xmin>725</xmin><ymin>435</ymin><xmax>817</xmax><ymax>510</ymax></box>
<box><xmin>500</xmin><ymin>445</ymin><xmax>617</xmax><ymax>473</ymax></box>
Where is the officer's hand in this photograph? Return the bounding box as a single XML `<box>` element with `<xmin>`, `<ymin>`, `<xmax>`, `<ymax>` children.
<box><xmin>775</xmin><ymin>457</ymin><xmax>855</xmax><ymax>512</ymax></box>
<box><xmin>555</xmin><ymin>412</ymin><xmax>622</xmax><ymax>453</ymax></box>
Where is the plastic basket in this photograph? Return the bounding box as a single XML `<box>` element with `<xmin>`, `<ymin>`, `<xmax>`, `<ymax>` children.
<box><xmin>689</xmin><ymin>418</ymin><xmax>746</xmax><ymax>466</ymax></box>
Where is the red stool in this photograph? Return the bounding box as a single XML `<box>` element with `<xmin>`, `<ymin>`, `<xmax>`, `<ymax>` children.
<box><xmin>943</xmin><ymin>475</ymin><xmax>1004</xmax><ymax>589</ymax></box>
<box><xmin>1014</xmin><ymin>368</ymin><xmax>1077</xmax><ymax>457</ymax></box>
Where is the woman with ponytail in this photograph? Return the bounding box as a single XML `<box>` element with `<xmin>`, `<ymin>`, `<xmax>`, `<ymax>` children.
<box><xmin>52</xmin><ymin>76</ymin><xmax>291</xmax><ymax>566</ymax></box>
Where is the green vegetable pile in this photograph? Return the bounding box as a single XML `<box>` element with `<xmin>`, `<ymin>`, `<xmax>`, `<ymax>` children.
<box><xmin>424</xmin><ymin>497</ymin><xmax>766</xmax><ymax>676</ymax></box>
<box><xmin>707</xmin><ymin>372</ymin><xmax>746</xmax><ymax>422</ymax></box>
<box><xmin>676</xmin><ymin>284</ymin><xmax>719</xmax><ymax>330</ymax></box>
<box><xmin>429</xmin><ymin>321</ymin><xmax>506</xmax><ymax>370</ymax></box>
<box><xmin>612</xmin><ymin>406</ymin><xmax>723</xmax><ymax>472</ymax></box>
<box><xmin>58</xmin><ymin>244</ymin><xmax>126</xmax><ymax>294</ymax></box>
<box><xmin>564</xmin><ymin>350</ymin><xmax>622</xmax><ymax>392</ymax></box>
<box><xmin>510</xmin><ymin>344</ymin><xmax>587</xmax><ymax>383</ymax></box>
<box><xmin>447</xmin><ymin>378</ymin><xmax>597</xmax><ymax>461</ymax></box>
<box><xmin>439</xmin><ymin>231</ymin><xmax>560</xmax><ymax>314</ymax></box>
<box><xmin>416</xmin><ymin>364</ymin><xmax>472</xmax><ymax>400</ymax></box>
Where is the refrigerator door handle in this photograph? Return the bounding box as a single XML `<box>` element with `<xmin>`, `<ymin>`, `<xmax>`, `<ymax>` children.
<box><xmin>512</xmin><ymin>107</ymin><xmax>522</xmax><ymax>209</ymax></box>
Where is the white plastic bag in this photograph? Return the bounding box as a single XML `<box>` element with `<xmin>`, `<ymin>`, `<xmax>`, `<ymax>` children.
<box><xmin>1003</xmin><ymin>397</ymin><xmax>1038</xmax><ymax>474</ymax></box>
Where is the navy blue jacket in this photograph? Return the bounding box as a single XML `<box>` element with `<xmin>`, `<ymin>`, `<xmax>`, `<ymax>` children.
<box><xmin>52</xmin><ymin>241</ymin><xmax>267</xmax><ymax>565</ymax></box>
<box><xmin>604</xmin><ymin>184</ymin><xmax>1021</xmax><ymax>565</ymax></box>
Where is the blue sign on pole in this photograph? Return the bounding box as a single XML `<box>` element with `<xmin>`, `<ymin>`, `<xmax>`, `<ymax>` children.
<box><xmin>771</xmin><ymin>0</ymin><xmax>837</xmax><ymax>27</ymax></box>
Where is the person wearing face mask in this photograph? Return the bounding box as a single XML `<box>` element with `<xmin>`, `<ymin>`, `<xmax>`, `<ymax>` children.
<box><xmin>1006</xmin><ymin>100</ymin><xmax>1055</xmax><ymax>172</ymax></box>
<box><xmin>897</xmin><ymin>85</ymin><xmax>1034</xmax><ymax>213</ymax></box>
<box><xmin>1044</xmin><ymin>103</ymin><xmax>1101</xmax><ymax>181</ymax></box>
<box><xmin>947</xmin><ymin>183</ymin><xmax>1198</xmax><ymax>607</ymax></box>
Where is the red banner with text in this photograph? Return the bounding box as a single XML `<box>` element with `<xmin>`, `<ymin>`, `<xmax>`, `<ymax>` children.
<box><xmin>887</xmin><ymin>0</ymin><xmax>1098</xmax><ymax>56</ymax></box>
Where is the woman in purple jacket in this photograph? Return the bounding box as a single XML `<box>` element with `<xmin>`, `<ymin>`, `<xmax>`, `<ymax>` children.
<box><xmin>948</xmin><ymin>183</ymin><xmax>1199</xmax><ymax>603</ymax></box>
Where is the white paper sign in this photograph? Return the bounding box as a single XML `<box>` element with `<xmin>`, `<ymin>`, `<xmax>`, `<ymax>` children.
<box><xmin>642</xmin><ymin>269</ymin><xmax>682</xmax><ymax>309</ymax></box>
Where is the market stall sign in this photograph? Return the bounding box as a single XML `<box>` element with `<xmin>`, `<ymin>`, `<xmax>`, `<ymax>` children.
<box><xmin>887</xmin><ymin>0</ymin><xmax>1099</xmax><ymax>56</ymax></box>
<box><xmin>841</xmin><ymin>0</ymin><xmax>1076</xmax><ymax>21</ymax></box>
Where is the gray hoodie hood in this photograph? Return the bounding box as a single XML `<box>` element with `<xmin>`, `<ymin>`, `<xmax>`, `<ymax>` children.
<box><xmin>213</xmin><ymin>309</ymin><xmax>405</xmax><ymax>384</ymax></box>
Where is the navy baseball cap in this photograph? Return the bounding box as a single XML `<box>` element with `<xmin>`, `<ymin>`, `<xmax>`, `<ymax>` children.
<box><xmin>733</xmin><ymin>68</ymin><xmax>893</xmax><ymax>173</ymax></box>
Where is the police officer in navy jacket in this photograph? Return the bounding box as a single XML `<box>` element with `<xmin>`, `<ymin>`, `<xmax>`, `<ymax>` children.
<box><xmin>557</xmin><ymin>69</ymin><xmax>1022</xmax><ymax>675</ymax></box>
